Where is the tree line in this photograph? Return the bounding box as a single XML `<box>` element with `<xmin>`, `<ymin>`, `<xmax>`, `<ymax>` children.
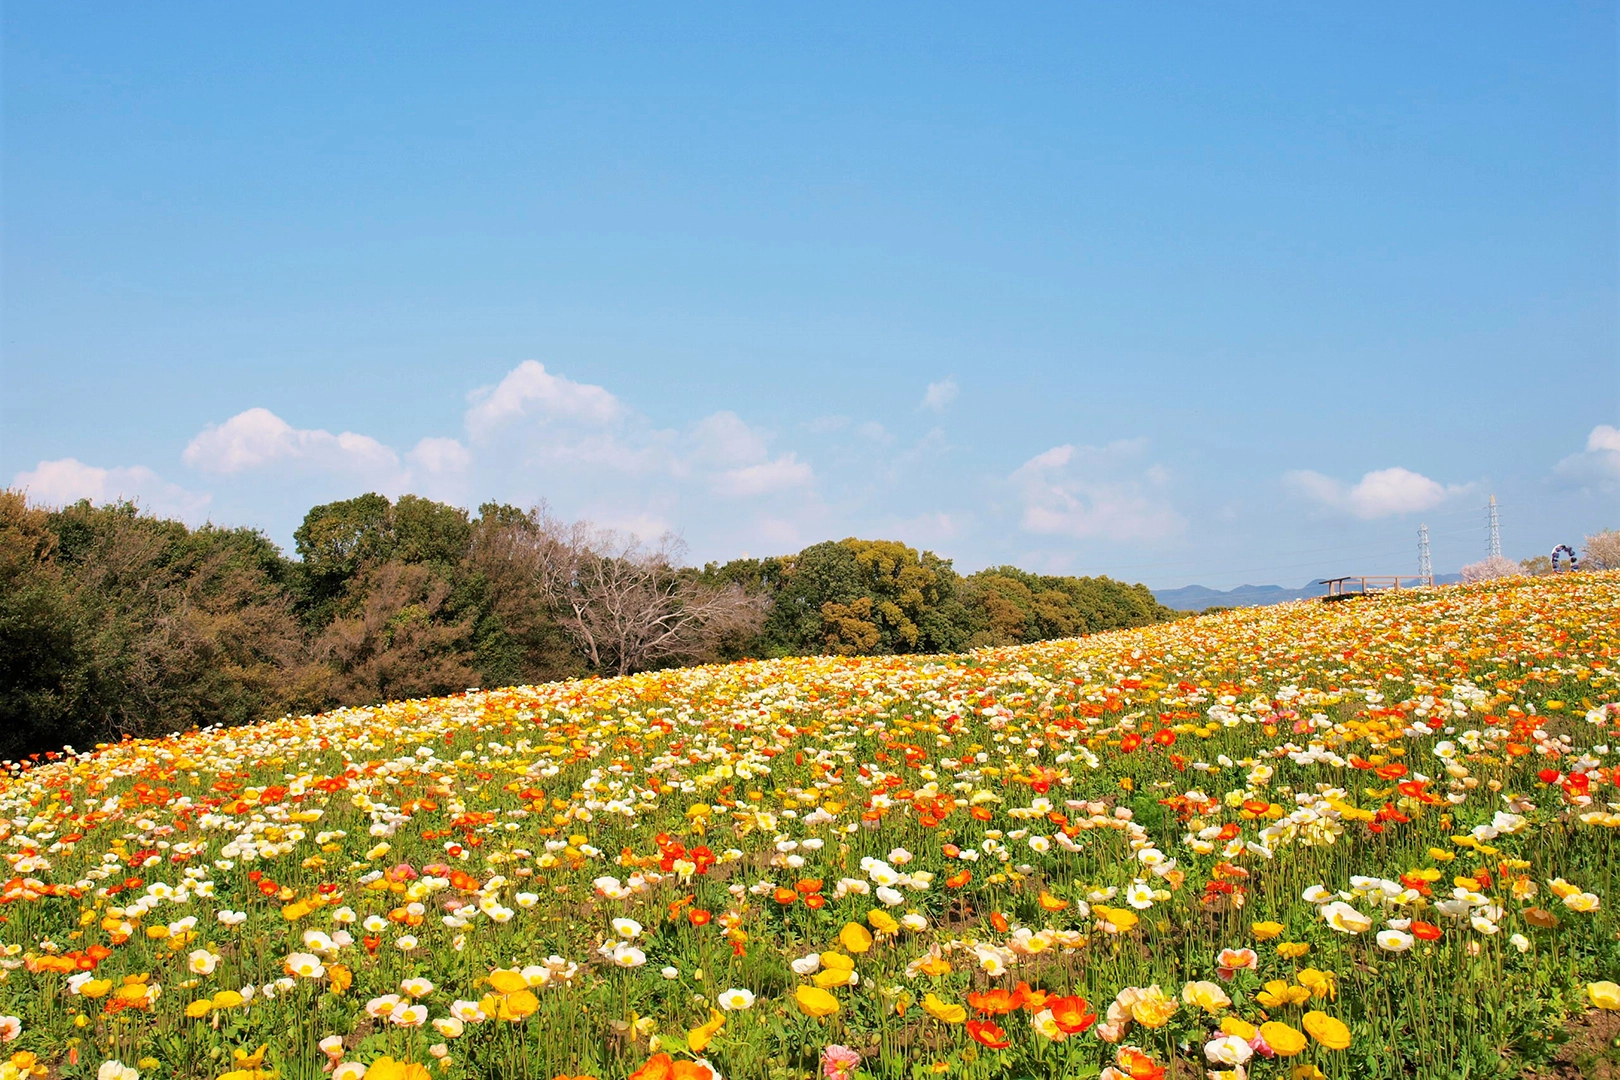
<box><xmin>0</xmin><ymin>489</ymin><xmax>1178</xmax><ymax>760</ymax></box>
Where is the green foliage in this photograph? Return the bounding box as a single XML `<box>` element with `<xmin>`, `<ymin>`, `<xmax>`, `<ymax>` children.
<box><xmin>961</xmin><ymin>565</ymin><xmax>1176</xmax><ymax>647</ymax></box>
<box><xmin>710</xmin><ymin>540</ymin><xmax>1176</xmax><ymax>658</ymax></box>
<box><xmin>0</xmin><ymin>492</ymin><xmax>85</xmax><ymax>756</ymax></box>
<box><xmin>293</xmin><ymin>493</ymin><xmax>471</xmax><ymax>625</ymax></box>
<box><xmin>2</xmin><ymin>491</ymin><xmax>1175</xmax><ymax>760</ymax></box>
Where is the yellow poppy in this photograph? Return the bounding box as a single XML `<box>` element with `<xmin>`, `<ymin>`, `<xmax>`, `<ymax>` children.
<box><xmin>1302</xmin><ymin>1010</ymin><xmax>1351</xmax><ymax>1050</ymax></box>
<box><xmin>1260</xmin><ymin>1021</ymin><xmax>1308</xmax><ymax>1057</ymax></box>
<box><xmin>1590</xmin><ymin>982</ymin><xmax>1620</xmax><ymax>1010</ymax></box>
<box><xmin>688</xmin><ymin>1008</ymin><xmax>725</xmax><ymax>1052</ymax></box>
<box><xmin>867</xmin><ymin>909</ymin><xmax>900</xmax><ymax>934</ymax></box>
<box><xmin>922</xmin><ymin>993</ymin><xmax>966</xmax><ymax>1024</ymax></box>
<box><xmin>795</xmin><ymin>985</ymin><xmax>839</xmax><ymax>1018</ymax></box>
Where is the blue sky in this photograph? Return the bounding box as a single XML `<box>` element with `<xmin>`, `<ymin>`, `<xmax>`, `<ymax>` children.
<box><xmin>4</xmin><ymin>4</ymin><xmax>1616</xmax><ymax>588</ymax></box>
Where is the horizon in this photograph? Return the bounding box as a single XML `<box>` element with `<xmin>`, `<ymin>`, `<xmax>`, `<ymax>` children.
<box><xmin>4</xmin><ymin>5</ymin><xmax>1616</xmax><ymax>589</ymax></box>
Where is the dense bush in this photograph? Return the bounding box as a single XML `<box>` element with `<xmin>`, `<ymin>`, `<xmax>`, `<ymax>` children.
<box><xmin>0</xmin><ymin>490</ymin><xmax>1177</xmax><ymax>759</ymax></box>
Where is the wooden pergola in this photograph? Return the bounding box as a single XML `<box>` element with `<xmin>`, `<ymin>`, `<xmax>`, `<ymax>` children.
<box><xmin>1317</xmin><ymin>574</ymin><xmax>1434</xmax><ymax>600</ymax></box>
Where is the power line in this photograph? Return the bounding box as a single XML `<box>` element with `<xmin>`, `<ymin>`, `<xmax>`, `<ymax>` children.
<box><xmin>1488</xmin><ymin>495</ymin><xmax>1502</xmax><ymax>558</ymax></box>
<box><xmin>1070</xmin><ymin>503</ymin><xmax>1512</xmax><ymax>585</ymax></box>
<box><xmin>1085</xmin><ymin>545</ymin><xmax>1419</xmax><ymax>581</ymax></box>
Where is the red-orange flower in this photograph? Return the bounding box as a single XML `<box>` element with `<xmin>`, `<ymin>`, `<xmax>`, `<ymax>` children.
<box><xmin>1048</xmin><ymin>994</ymin><xmax>1097</xmax><ymax>1035</ymax></box>
<box><xmin>1013</xmin><ymin>982</ymin><xmax>1049</xmax><ymax>1012</ymax></box>
<box><xmin>1115</xmin><ymin>1047</ymin><xmax>1166</xmax><ymax>1080</ymax></box>
<box><xmin>628</xmin><ymin>1053</ymin><xmax>714</xmax><ymax>1080</ymax></box>
<box><xmin>966</xmin><ymin>988</ymin><xmax>1017</xmax><ymax>1014</ymax></box>
<box><xmin>966</xmin><ymin>1019</ymin><xmax>1010</xmax><ymax>1049</ymax></box>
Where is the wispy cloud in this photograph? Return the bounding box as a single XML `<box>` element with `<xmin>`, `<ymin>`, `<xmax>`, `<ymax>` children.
<box><xmin>920</xmin><ymin>377</ymin><xmax>959</xmax><ymax>413</ymax></box>
<box><xmin>465</xmin><ymin>360</ymin><xmax>621</xmax><ymax>435</ymax></box>
<box><xmin>1283</xmin><ymin>466</ymin><xmax>1470</xmax><ymax>519</ymax></box>
<box><xmin>713</xmin><ymin>453</ymin><xmax>814</xmax><ymax>498</ymax></box>
<box><xmin>13</xmin><ymin>458</ymin><xmax>212</xmax><ymax>521</ymax></box>
<box><xmin>183</xmin><ymin>407</ymin><xmax>408</xmax><ymax>478</ymax></box>
<box><xmin>1553</xmin><ymin>424</ymin><xmax>1620</xmax><ymax>490</ymax></box>
<box><xmin>1010</xmin><ymin>439</ymin><xmax>1183</xmax><ymax>542</ymax></box>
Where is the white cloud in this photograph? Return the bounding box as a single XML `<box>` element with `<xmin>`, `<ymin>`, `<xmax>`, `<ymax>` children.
<box><xmin>183</xmin><ymin>407</ymin><xmax>400</xmax><ymax>477</ymax></box>
<box><xmin>889</xmin><ymin>511</ymin><xmax>960</xmax><ymax>545</ymax></box>
<box><xmin>537</xmin><ymin>431</ymin><xmax>673</xmax><ymax>475</ymax></box>
<box><xmin>407</xmin><ymin>436</ymin><xmax>472</xmax><ymax>476</ymax></box>
<box><xmin>1554</xmin><ymin>424</ymin><xmax>1620</xmax><ymax>490</ymax></box>
<box><xmin>1010</xmin><ymin>440</ymin><xmax>1183</xmax><ymax>542</ymax></box>
<box><xmin>465</xmin><ymin>360</ymin><xmax>621</xmax><ymax>435</ymax></box>
<box><xmin>692</xmin><ymin>411</ymin><xmax>769</xmax><ymax>466</ymax></box>
<box><xmin>713</xmin><ymin>453</ymin><xmax>814</xmax><ymax>497</ymax></box>
<box><xmin>1283</xmin><ymin>466</ymin><xmax>1467</xmax><ymax>519</ymax></box>
<box><xmin>921</xmin><ymin>377</ymin><xmax>959</xmax><ymax>413</ymax></box>
<box><xmin>13</xmin><ymin>458</ymin><xmax>211</xmax><ymax>521</ymax></box>
<box><xmin>752</xmin><ymin>517</ymin><xmax>810</xmax><ymax>550</ymax></box>
<box><xmin>581</xmin><ymin>508</ymin><xmax>675</xmax><ymax>544</ymax></box>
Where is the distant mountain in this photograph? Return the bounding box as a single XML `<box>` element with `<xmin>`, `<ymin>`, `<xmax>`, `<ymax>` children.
<box><xmin>1154</xmin><ymin>575</ymin><xmax>1463</xmax><ymax>612</ymax></box>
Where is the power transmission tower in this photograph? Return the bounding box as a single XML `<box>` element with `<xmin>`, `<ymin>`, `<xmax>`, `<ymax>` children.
<box><xmin>1487</xmin><ymin>495</ymin><xmax>1501</xmax><ymax>558</ymax></box>
<box><xmin>1418</xmin><ymin>523</ymin><xmax>1432</xmax><ymax>585</ymax></box>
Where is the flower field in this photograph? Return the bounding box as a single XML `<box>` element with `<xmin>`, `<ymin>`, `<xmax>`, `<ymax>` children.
<box><xmin>3</xmin><ymin>573</ymin><xmax>1619</xmax><ymax>1080</ymax></box>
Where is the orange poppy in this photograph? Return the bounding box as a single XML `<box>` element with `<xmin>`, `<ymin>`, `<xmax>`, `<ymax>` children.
<box><xmin>1115</xmin><ymin>1047</ymin><xmax>1166</xmax><ymax>1080</ymax></box>
<box><xmin>1048</xmin><ymin>994</ymin><xmax>1097</xmax><ymax>1035</ymax></box>
<box><xmin>965</xmin><ymin>1019</ymin><xmax>1010</xmax><ymax>1049</ymax></box>
<box><xmin>1013</xmin><ymin>982</ymin><xmax>1049</xmax><ymax>1012</ymax></box>
<box><xmin>628</xmin><ymin>1054</ymin><xmax>714</xmax><ymax>1080</ymax></box>
<box><xmin>966</xmin><ymin>988</ymin><xmax>1018</xmax><ymax>1014</ymax></box>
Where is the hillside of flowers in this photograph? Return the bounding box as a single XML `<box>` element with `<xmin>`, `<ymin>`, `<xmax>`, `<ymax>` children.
<box><xmin>3</xmin><ymin>572</ymin><xmax>1618</xmax><ymax>1080</ymax></box>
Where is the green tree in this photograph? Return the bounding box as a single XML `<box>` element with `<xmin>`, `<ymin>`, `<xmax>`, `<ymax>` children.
<box><xmin>1520</xmin><ymin>555</ymin><xmax>1554</xmax><ymax>577</ymax></box>
<box><xmin>312</xmin><ymin>560</ymin><xmax>478</xmax><ymax>705</ymax></box>
<box><xmin>463</xmin><ymin>502</ymin><xmax>583</xmax><ymax>686</ymax></box>
<box><xmin>960</xmin><ymin>566</ymin><xmax>1175</xmax><ymax>646</ymax></box>
<box><xmin>17</xmin><ymin>498</ymin><xmax>316</xmax><ymax>753</ymax></box>
<box><xmin>0</xmin><ymin>491</ymin><xmax>87</xmax><ymax>758</ymax></box>
<box><xmin>740</xmin><ymin>538</ymin><xmax>969</xmax><ymax>657</ymax></box>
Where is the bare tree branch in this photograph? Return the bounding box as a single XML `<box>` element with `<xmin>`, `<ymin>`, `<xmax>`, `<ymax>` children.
<box><xmin>517</xmin><ymin>507</ymin><xmax>764</xmax><ymax>675</ymax></box>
